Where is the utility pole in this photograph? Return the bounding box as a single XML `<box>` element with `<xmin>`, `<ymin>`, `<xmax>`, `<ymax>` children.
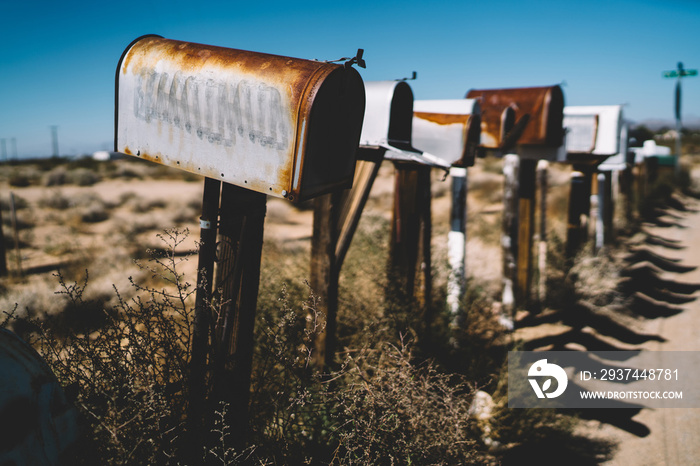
<box><xmin>50</xmin><ymin>125</ymin><xmax>59</xmax><ymax>157</ymax></box>
<box><xmin>663</xmin><ymin>62</ymin><xmax>697</xmax><ymax>177</ymax></box>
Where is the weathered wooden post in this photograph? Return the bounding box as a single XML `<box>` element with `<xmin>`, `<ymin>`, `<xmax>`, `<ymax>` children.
<box><xmin>468</xmin><ymin>85</ymin><xmax>565</xmax><ymax>317</ymax></box>
<box><xmin>116</xmin><ymin>34</ymin><xmax>365</xmax><ymax>451</ymax></box>
<box><xmin>536</xmin><ymin>160</ymin><xmax>548</xmax><ymax>305</ymax></box>
<box><xmin>358</xmin><ymin>81</ymin><xmax>452</xmax><ymax>325</ymax></box>
<box><xmin>412</xmin><ymin>99</ymin><xmax>481</xmax><ymax>323</ymax></box>
<box><xmin>501</xmin><ymin>154</ymin><xmax>520</xmax><ymax>322</ymax></box>
<box><xmin>560</xmin><ymin>105</ymin><xmax>627</xmax><ymax>256</ymax></box>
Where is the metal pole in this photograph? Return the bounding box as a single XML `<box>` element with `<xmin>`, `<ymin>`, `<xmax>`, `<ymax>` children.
<box><xmin>675</xmin><ymin>78</ymin><xmax>682</xmax><ymax>179</ymax></box>
<box><xmin>50</xmin><ymin>126</ymin><xmax>59</xmax><ymax>158</ymax></box>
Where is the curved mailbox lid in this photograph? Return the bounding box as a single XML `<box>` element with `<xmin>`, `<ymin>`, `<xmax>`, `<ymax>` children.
<box><xmin>115</xmin><ymin>35</ymin><xmax>365</xmax><ymax>203</ymax></box>
<box><xmin>412</xmin><ymin>99</ymin><xmax>481</xmax><ymax>167</ymax></box>
<box><xmin>359</xmin><ymin>80</ymin><xmax>450</xmax><ymax>169</ymax></box>
<box><xmin>466</xmin><ymin>85</ymin><xmax>564</xmax><ymax>149</ymax></box>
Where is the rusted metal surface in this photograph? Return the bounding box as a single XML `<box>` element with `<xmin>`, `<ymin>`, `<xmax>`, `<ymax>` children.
<box><xmin>0</xmin><ymin>328</ymin><xmax>78</xmax><ymax>464</ymax></box>
<box><xmin>412</xmin><ymin>99</ymin><xmax>481</xmax><ymax>167</ymax></box>
<box><xmin>116</xmin><ymin>35</ymin><xmax>365</xmax><ymax>202</ymax></box>
<box><xmin>466</xmin><ymin>85</ymin><xmax>564</xmax><ymax>152</ymax></box>
<box><xmin>360</xmin><ymin>81</ymin><xmax>450</xmax><ymax>169</ymax></box>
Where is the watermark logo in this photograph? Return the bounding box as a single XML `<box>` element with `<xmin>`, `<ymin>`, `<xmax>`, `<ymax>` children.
<box><xmin>528</xmin><ymin>359</ymin><xmax>568</xmax><ymax>399</ymax></box>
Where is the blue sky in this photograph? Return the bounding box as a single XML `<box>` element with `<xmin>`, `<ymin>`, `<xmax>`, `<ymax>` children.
<box><xmin>0</xmin><ymin>0</ymin><xmax>698</xmax><ymax>158</ymax></box>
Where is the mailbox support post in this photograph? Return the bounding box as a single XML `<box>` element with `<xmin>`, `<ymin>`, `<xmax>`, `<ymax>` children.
<box><xmin>594</xmin><ymin>172</ymin><xmax>610</xmax><ymax>252</ymax></box>
<box><xmin>388</xmin><ymin>163</ymin><xmax>432</xmax><ymax>321</ymax></box>
<box><xmin>310</xmin><ymin>191</ymin><xmax>343</xmax><ymax>370</ymax></box>
<box><xmin>186</xmin><ymin>177</ymin><xmax>221</xmax><ymax>454</ymax></box>
<box><xmin>516</xmin><ymin>158</ymin><xmax>537</xmax><ymax>308</ymax></box>
<box><xmin>501</xmin><ymin>154</ymin><xmax>519</xmax><ymax>325</ymax></box>
<box><xmin>536</xmin><ymin>161</ymin><xmax>548</xmax><ymax>305</ymax></box>
<box><xmin>309</xmin><ymin>155</ymin><xmax>383</xmax><ymax>371</ymax></box>
<box><xmin>566</xmin><ymin>168</ymin><xmax>592</xmax><ymax>259</ymax></box>
<box><xmin>447</xmin><ymin>167</ymin><xmax>468</xmax><ymax>323</ymax></box>
<box><xmin>212</xmin><ymin>182</ymin><xmax>266</xmax><ymax>449</ymax></box>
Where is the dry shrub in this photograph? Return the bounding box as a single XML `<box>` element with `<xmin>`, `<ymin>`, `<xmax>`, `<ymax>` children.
<box><xmin>12</xmin><ymin>229</ymin><xmax>196</xmax><ymax>465</ymax></box>
<box><xmin>332</xmin><ymin>340</ymin><xmax>482</xmax><ymax>465</ymax></box>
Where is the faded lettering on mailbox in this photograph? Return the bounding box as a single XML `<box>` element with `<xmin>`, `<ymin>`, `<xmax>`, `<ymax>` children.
<box><xmin>133</xmin><ymin>69</ymin><xmax>292</xmax><ymax>152</ymax></box>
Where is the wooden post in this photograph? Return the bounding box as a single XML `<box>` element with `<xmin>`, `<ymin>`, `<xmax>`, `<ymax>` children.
<box><xmin>595</xmin><ymin>172</ymin><xmax>608</xmax><ymax>252</ymax></box>
<box><xmin>566</xmin><ymin>169</ymin><xmax>591</xmax><ymax>259</ymax></box>
<box><xmin>388</xmin><ymin>163</ymin><xmax>432</xmax><ymax>319</ymax></box>
<box><xmin>186</xmin><ymin>177</ymin><xmax>221</xmax><ymax>456</ymax></box>
<box><xmin>310</xmin><ymin>190</ymin><xmax>342</xmax><ymax>370</ymax></box>
<box><xmin>309</xmin><ymin>155</ymin><xmax>383</xmax><ymax>371</ymax></box>
<box><xmin>501</xmin><ymin>154</ymin><xmax>519</xmax><ymax>325</ymax></box>
<box><xmin>536</xmin><ymin>160</ymin><xmax>548</xmax><ymax>305</ymax></box>
<box><xmin>447</xmin><ymin>167</ymin><xmax>467</xmax><ymax>322</ymax></box>
<box><xmin>516</xmin><ymin>158</ymin><xmax>537</xmax><ymax>307</ymax></box>
<box><xmin>211</xmin><ymin>182</ymin><xmax>266</xmax><ymax>450</ymax></box>
<box><xmin>602</xmin><ymin>170</ymin><xmax>613</xmax><ymax>243</ymax></box>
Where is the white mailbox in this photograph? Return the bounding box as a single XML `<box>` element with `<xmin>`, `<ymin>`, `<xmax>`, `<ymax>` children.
<box><xmin>561</xmin><ymin>105</ymin><xmax>626</xmax><ymax>167</ymax></box>
<box><xmin>115</xmin><ymin>35</ymin><xmax>366</xmax><ymax>202</ymax></box>
<box><xmin>359</xmin><ymin>81</ymin><xmax>450</xmax><ymax>169</ymax></box>
<box><xmin>411</xmin><ymin>99</ymin><xmax>481</xmax><ymax>167</ymax></box>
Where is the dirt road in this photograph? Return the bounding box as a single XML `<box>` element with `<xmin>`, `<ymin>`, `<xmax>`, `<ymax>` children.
<box><xmin>594</xmin><ymin>192</ymin><xmax>700</xmax><ymax>465</ymax></box>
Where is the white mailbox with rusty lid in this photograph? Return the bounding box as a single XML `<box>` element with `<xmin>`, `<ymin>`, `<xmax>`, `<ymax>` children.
<box><xmin>359</xmin><ymin>80</ymin><xmax>450</xmax><ymax>169</ymax></box>
<box><xmin>115</xmin><ymin>35</ymin><xmax>365</xmax><ymax>202</ymax></box>
<box><xmin>561</xmin><ymin>105</ymin><xmax>627</xmax><ymax>168</ymax></box>
<box><xmin>411</xmin><ymin>99</ymin><xmax>481</xmax><ymax>168</ymax></box>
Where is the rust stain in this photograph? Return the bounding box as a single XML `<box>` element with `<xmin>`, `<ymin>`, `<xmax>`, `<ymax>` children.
<box><xmin>414</xmin><ymin>112</ymin><xmax>469</xmax><ymax>126</ymax></box>
<box><xmin>118</xmin><ymin>36</ymin><xmax>363</xmax><ymax>201</ymax></box>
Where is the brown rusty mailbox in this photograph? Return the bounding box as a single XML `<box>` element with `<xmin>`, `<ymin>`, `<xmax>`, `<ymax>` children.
<box><xmin>115</xmin><ymin>35</ymin><xmax>365</xmax><ymax>202</ymax></box>
<box><xmin>411</xmin><ymin>99</ymin><xmax>481</xmax><ymax>167</ymax></box>
<box><xmin>466</xmin><ymin>85</ymin><xmax>564</xmax><ymax>159</ymax></box>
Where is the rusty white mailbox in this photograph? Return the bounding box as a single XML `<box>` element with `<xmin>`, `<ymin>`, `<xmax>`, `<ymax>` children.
<box><xmin>411</xmin><ymin>99</ymin><xmax>482</xmax><ymax>167</ymax></box>
<box><xmin>561</xmin><ymin>105</ymin><xmax>627</xmax><ymax>168</ymax></box>
<box><xmin>466</xmin><ymin>85</ymin><xmax>564</xmax><ymax>159</ymax></box>
<box><xmin>115</xmin><ymin>35</ymin><xmax>365</xmax><ymax>202</ymax></box>
<box><xmin>359</xmin><ymin>81</ymin><xmax>450</xmax><ymax>169</ymax></box>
